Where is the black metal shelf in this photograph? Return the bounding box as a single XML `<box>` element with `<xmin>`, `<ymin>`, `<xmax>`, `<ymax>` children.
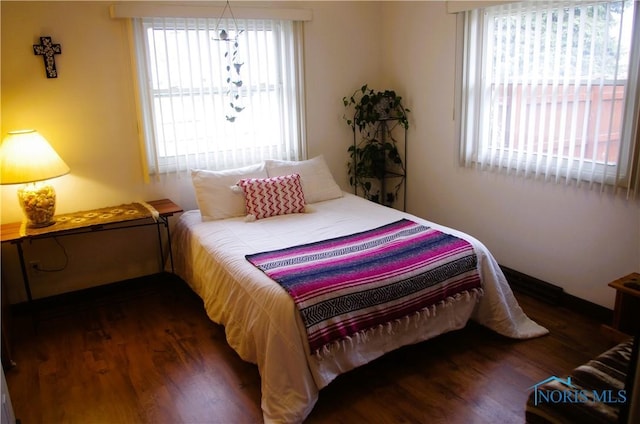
<box><xmin>351</xmin><ymin>114</ymin><xmax>407</xmax><ymax>211</ymax></box>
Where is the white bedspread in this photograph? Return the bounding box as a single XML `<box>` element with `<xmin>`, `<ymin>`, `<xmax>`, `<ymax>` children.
<box><xmin>171</xmin><ymin>193</ymin><xmax>548</xmax><ymax>423</ymax></box>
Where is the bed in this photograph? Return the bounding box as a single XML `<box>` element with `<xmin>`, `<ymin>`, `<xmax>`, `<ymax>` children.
<box><xmin>173</xmin><ymin>156</ymin><xmax>548</xmax><ymax>423</ymax></box>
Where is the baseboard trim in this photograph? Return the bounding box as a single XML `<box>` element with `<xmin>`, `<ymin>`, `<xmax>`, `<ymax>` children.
<box><xmin>501</xmin><ymin>265</ymin><xmax>612</xmax><ymax>324</ymax></box>
<box><xmin>9</xmin><ymin>272</ymin><xmax>179</xmax><ymax>316</ymax></box>
<box><xmin>562</xmin><ymin>292</ymin><xmax>612</xmax><ymax>324</ymax></box>
<box><xmin>501</xmin><ymin>266</ymin><xmax>564</xmax><ymax>304</ymax></box>
<box><xmin>11</xmin><ymin>268</ymin><xmax>613</xmax><ymax>325</ymax></box>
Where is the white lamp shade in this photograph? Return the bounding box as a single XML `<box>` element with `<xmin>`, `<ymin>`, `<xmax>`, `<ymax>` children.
<box><xmin>0</xmin><ymin>129</ymin><xmax>70</xmax><ymax>185</ymax></box>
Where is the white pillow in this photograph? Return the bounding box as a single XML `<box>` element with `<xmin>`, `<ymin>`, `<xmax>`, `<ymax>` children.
<box><xmin>191</xmin><ymin>163</ymin><xmax>267</xmax><ymax>220</ymax></box>
<box><xmin>264</xmin><ymin>155</ymin><xmax>343</xmax><ymax>204</ymax></box>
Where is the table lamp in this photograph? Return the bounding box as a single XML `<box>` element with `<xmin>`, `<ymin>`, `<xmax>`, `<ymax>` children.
<box><xmin>0</xmin><ymin>129</ymin><xmax>70</xmax><ymax>227</ymax></box>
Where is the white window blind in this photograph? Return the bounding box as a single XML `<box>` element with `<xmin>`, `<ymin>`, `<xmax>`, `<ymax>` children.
<box><xmin>130</xmin><ymin>16</ymin><xmax>305</xmax><ymax>174</ymax></box>
<box><xmin>459</xmin><ymin>0</ymin><xmax>640</xmax><ymax>196</ymax></box>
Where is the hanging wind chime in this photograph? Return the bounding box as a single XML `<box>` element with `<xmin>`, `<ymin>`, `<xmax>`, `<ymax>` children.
<box><xmin>214</xmin><ymin>1</ymin><xmax>245</xmax><ymax>122</ymax></box>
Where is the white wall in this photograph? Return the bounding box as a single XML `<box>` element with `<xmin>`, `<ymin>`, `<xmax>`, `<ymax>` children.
<box><xmin>381</xmin><ymin>1</ymin><xmax>640</xmax><ymax>308</ymax></box>
<box><xmin>0</xmin><ymin>1</ymin><xmax>380</xmax><ymax>302</ymax></box>
<box><xmin>1</xmin><ymin>1</ymin><xmax>638</xmax><ymax>308</ymax></box>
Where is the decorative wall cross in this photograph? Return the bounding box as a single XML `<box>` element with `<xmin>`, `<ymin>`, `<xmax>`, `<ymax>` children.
<box><xmin>33</xmin><ymin>36</ymin><xmax>61</xmax><ymax>78</ymax></box>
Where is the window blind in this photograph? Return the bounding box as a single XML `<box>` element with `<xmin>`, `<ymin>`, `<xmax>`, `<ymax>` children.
<box><xmin>130</xmin><ymin>16</ymin><xmax>305</xmax><ymax>174</ymax></box>
<box><xmin>459</xmin><ymin>0</ymin><xmax>640</xmax><ymax>197</ymax></box>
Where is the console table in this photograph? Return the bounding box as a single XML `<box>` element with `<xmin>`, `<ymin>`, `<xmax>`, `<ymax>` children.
<box><xmin>0</xmin><ymin>199</ymin><xmax>183</xmax><ymax>305</ymax></box>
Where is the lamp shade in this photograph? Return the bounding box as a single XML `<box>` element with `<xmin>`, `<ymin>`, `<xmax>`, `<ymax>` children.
<box><xmin>0</xmin><ymin>129</ymin><xmax>70</xmax><ymax>185</ymax></box>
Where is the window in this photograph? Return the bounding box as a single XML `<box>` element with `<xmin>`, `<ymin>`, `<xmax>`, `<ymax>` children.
<box><xmin>459</xmin><ymin>1</ymin><xmax>640</xmax><ymax>193</ymax></box>
<box><xmin>131</xmin><ymin>16</ymin><xmax>305</xmax><ymax>174</ymax></box>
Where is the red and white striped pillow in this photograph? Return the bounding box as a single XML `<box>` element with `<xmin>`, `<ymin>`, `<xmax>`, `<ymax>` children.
<box><xmin>237</xmin><ymin>174</ymin><xmax>306</xmax><ymax>220</ymax></box>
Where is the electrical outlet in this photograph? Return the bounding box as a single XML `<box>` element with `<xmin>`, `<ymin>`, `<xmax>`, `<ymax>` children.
<box><xmin>28</xmin><ymin>260</ymin><xmax>40</xmax><ymax>273</ymax></box>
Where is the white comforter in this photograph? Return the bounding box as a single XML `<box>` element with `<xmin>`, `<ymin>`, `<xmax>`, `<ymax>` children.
<box><xmin>171</xmin><ymin>193</ymin><xmax>548</xmax><ymax>423</ymax></box>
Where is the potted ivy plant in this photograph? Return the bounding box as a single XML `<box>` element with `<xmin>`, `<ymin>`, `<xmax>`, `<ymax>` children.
<box><xmin>343</xmin><ymin>84</ymin><xmax>409</xmax><ymax>206</ymax></box>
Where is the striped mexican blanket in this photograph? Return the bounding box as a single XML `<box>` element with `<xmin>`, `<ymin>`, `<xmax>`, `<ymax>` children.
<box><xmin>246</xmin><ymin>219</ymin><xmax>482</xmax><ymax>355</ymax></box>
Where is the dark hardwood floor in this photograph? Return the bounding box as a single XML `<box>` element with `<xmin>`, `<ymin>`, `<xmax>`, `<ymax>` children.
<box><xmin>4</xmin><ymin>274</ymin><xmax>614</xmax><ymax>423</ymax></box>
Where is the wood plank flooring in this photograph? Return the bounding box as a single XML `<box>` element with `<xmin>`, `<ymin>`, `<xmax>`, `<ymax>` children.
<box><xmin>4</xmin><ymin>274</ymin><xmax>614</xmax><ymax>424</ymax></box>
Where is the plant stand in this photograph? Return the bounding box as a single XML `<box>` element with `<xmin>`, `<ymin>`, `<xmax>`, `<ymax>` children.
<box><xmin>351</xmin><ymin>116</ymin><xmax>407</xmax><ymax>211</ymax></box>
